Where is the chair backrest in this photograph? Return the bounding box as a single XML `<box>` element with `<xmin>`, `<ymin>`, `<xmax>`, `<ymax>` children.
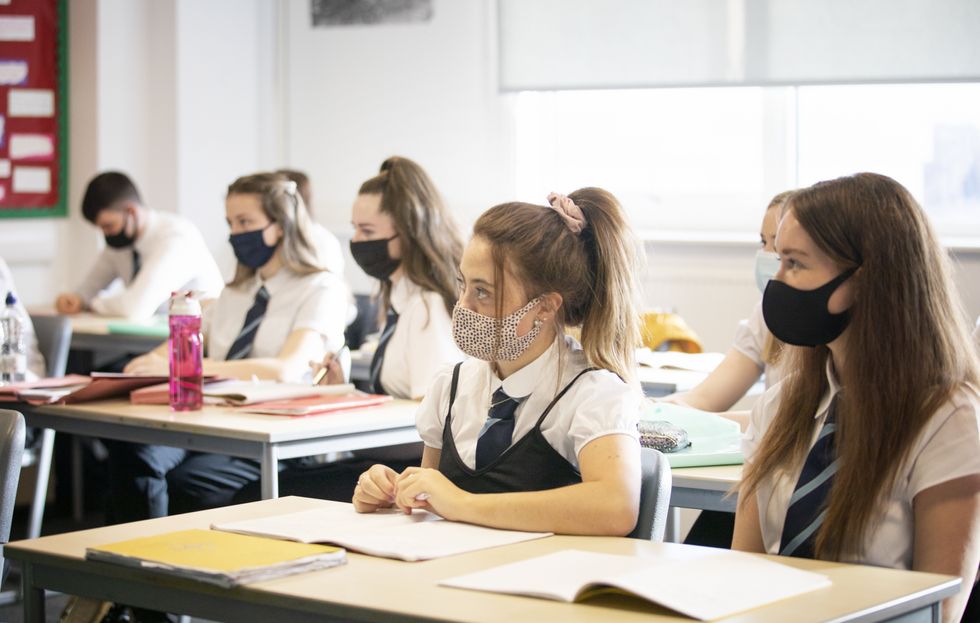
<box><xmin>29</xmin><ymin>314</ymin><xmax>72</xmax><ymax>377</ymax></box>
<box><xmin>343</xmin><ymin>293</ymin><xmax>381</xmax><ymax>351</ymax></box>
<box><xmin>0</xmin><ymin>409</ymin><xmax>26</xmax><ymax>580</ymax></box>
<box><xmin>628</xmin><ymin>448</ymin><xmax>672</xmax><ymax>541</ymax></box>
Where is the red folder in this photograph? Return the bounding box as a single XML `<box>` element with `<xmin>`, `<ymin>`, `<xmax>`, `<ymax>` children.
<box><xmin>242</xmin><ymin>393</ymin><xmax>393</xmax><ymax>417</ymax></box>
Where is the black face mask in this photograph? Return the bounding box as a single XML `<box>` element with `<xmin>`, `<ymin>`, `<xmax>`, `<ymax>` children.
<box><xmin>762</xmin><ymin>267</ymin><xmax>858</xmax><ymax>347</ymax></box>
<box><xmin>104</xmin><ymin>213</ymin><xmax>137</xmax><ymax>249</ymax></box>
<box><xmin>350</xmin><ymin>236</ymin><xmax>400</xmax><ymax>281</ymax></box>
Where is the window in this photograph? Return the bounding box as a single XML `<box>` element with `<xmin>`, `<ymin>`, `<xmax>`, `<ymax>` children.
<box><xmin>511</xmin><ymin>83</ymin><xmax>980</xmax><ymax>241</ymax></box>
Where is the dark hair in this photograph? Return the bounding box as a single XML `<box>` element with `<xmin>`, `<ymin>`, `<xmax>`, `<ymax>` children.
<box><xmin>81</xmin><ymin>171</ymin><xmax>142</xmax><ymax>223</ymax></box>
<box><xmin>358</xmin><ymin>156</ymin><xmax>463</xmax><ymax>316</ymax></box>
<box><xmin>276</xmin><ymin>169</ymin><xmax>312</xmax><ymax>216</ymax></box>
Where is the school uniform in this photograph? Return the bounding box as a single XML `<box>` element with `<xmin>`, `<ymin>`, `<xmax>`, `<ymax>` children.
<box><xmin>375</xmin><ymin>276</ymin><xmax>463</xmax><ymax>399</ymax></box>
<box><xmin>309</xmin><ymin>222</ymin><xmax>345</xmax><ymax>276</ymax></box>
<box><xmin>732</xmin><ymin>301</ymin><xmax>783</xmax><ymax>388</ymax></box>
<box><xmin>0</xmin><ymin>256</ymin><xmax>45</xmax><ymax>380</ymax></box>
<box><xmin>106</xmin><ymin>267</ymin><xmax>349</xmax><ymax>522</ymax></box>
<box><xmin>76</xmin><ymin>210</ymin><xmax>224</xmax><ymax>318</ymax></box>
<box><xmin>416</xmin><ymin>335</ymin><xmax>641</xmax><ymax>493</ymax></box>
<box><xmin>743</xmin><ymin>361</ymin><xmax>980</xmax><ymax>568</ymax></box>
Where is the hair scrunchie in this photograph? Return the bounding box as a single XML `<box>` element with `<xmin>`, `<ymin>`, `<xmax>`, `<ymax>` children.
<box><xmin>546</xmin><ymin>192</ymin><xmax>586</xmax><ymax>234</ymax></box>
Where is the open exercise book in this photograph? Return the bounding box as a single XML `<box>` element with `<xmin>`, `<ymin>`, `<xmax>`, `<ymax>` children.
<box><xmin>212</xmin><ymin>505</ymin><xmax>551</xmax><ymax>561</ymax></box>
<box><xmin>86</xmin><ymin>529</ymin><xmax>346</xmax><ymax>589</ymax></box>
<box><xmin>440</xmin><ymin>548</ymin><xmax>831</xmax><ymax>621</ymax></box>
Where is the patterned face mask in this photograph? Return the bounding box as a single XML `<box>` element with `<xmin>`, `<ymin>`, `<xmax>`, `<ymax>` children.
<box><xmin>452</xmin><ymin>297</ymin><xmax>543</xmax><ymax>361</ymax></box>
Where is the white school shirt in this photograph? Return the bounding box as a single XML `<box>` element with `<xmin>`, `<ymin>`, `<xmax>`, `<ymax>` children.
<box><xmin>309</xmin><ymin>222</ymin><xmax>345</xmax><ymax>276</ymax></box>
<box><xmin>742</xmin><ymin>362</ymin><xmax>980</xmax><ymax>569</ymax></box>
<box><xmin>379</xmin><ymin>277</ymin><xmax>463</xmax><ymax>399</ymax></box>
<box><xmin>416</xmin><ymin>335</ymin><xmax>641</xmax><ymax>470</ymax></box>
<box><xmin>0</xmin><ymin>256</ymin><xmax>45</xmax><ymax>379</ymax></box>
<box><xmin>732</xmin><ymin>301</ymin><xmax>783</xmax><ymax>389</ymax></box>
<box><xmin>203</xmin><ymin>268</ymin><xmax>349</xmax><ymax>380</ymax></box>
<box><xmin>76</xmin><ymin>210</ymin><xmax>224</xmax><ymax>319</ymax></box>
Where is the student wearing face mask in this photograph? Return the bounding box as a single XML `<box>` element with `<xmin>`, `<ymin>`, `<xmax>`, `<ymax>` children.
<box><xmin>112</xmin><ymin>173</ymin><xmax>350</xmax><ymax>521</ymax></box>
<box><xmin>733</xmin><ymin>174</ymin><xmax>979</xmax><ymax>623</ymax></box>
<box><xmin>352</xmin><ymin>189</ymin><xmax>644</xmax><ymax>536</ymax></box>
<box><xmin>666</xmin><ymin>191</ymin><xmax>793</xmax><ymax>415</ymax></box>
<box><xmin>314</xmin><ymin>156</ymin><xmax>465</xmax><ymax>400</ymax></box>
<box><xmin>55</xmin><ymin>171</ymin><xmax>223</xmax><ymax>319</ymax></box>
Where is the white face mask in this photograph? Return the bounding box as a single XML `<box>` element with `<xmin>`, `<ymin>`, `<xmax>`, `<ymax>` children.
<box><xmin>452</xmin><ymin>297</ymin><xmax>543</xmax><ymax>361</ymax></box>
<box><xmin>754</xmin><ymin>250</ymin><xmax>780</xmax><ymax>293</ymax></box>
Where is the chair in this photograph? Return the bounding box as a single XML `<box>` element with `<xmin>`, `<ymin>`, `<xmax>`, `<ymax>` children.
<box><xmin>0</xmin><ymin>409</ymin><xmax>26</xmax><ymax>585</ymax></box>
<box><xmin>22</xmin><ymin>315</ymin><xmax>72</xmax><ymax>539</ymax></box>
<box><xmin>627</xmin><ymin>448</ymin><xmax>672</xmax><ymax>541</ymax></box>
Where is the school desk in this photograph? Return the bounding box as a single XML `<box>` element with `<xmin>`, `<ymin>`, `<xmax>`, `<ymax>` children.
<box><xmin>5</xmin><ymin>496</ymin><xmax>960</xmax><ymax>623</ymax></box>
<box><xmin>25</xmin><ymin>399</ymin><xmax>421</xmax><ymax>500</ymax></box>
<box><xmin>665</xmin><ymin>465</ymin><xmax>741</xmax><ymax>542</ymax></box>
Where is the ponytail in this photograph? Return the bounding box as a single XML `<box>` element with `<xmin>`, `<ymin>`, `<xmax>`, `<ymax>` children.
<box><xmin>473</xmin><ymin>187</ymin><xmax>643</xmax><ymax>383</ymax></box>
<box><xmin>358</xmin><ymin>156</ymin><xmax>463</xmax><ymax>317</ymax></box>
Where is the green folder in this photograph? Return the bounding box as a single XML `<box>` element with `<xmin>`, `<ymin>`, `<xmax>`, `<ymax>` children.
<box><xmin>105</xmin><ymin>320</ymin><xmax>169</xmax><ymax>339</ymax></box>
<box><xmin>641</xmin><ymin>402</ymin><xmax>744</xmax><ymax>468</ymax></box>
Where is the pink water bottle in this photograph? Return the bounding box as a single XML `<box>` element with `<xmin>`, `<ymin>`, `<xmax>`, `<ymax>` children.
<box><xmin>168</xmin><ymin>291</ymin><xmax>203</xmax><ymax>411</ymax></box>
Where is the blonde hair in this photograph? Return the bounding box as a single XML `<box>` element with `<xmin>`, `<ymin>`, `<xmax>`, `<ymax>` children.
<box><xmin>227</xmin><ymin>172</ymin><xmax>324</xmax><ymax>288</ymax></box>
<box><xmin>741</xmin><ymin>173</ymin><xmax>980</xmax><ymax>560</ymax></box>
<box><xmin>472</xmin><ymin>187</ymin><xmax>643</xmax><ymax>384</ymax></box>
<box><xmin>359</xmin><ymin>156</ymin><xmax>463</xmax><ymax>316</ymax></box>
<box><xmin>761</xmin><ymin>190</ymin><xmax>795</xmax><ymax>365</ymax></box>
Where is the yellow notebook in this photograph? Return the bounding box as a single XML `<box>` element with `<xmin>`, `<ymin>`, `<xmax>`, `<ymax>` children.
<box><xmin>86</xmin><ymin>529</ymin><xmax>346</xmax><ymax>588</ymax></box>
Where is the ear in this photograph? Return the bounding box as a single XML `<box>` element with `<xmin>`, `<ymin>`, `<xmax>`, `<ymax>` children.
<box><xmin>536</xmin><ymin>292</ymin><xmax>564</xmax><ymax>323</ymax></box>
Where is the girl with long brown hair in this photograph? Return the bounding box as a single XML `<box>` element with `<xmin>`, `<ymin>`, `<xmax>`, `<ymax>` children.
<box><xmin>117</xmin><ymin>172</ymin><xmax>350</xmax><ymax>521</ymax></box>
<box><xmin>317</xmin><ymin>156</ymin><xmax>464</xmax><ymax>399</ymax></box>
<box><xmin>732</xmin><ymin>173</ymin><xmax>980</xmax><ymax>622</ymax></box>
<box><xmin>352</xmin><ymin>188</ymin><xmax>645</xmax><ymax>535</ymax></box>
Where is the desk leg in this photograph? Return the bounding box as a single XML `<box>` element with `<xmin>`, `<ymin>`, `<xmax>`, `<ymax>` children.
<box><xmin>28</xmin><ymin>428</ymin><xmax>55</xmax><ymax>539</ymax></box>
<box><xmin>664</xmin><ymin>507</ymin><xmax>681</xmax><ymax>543</ymax></box>
<box><xmin>22</xmin><ymin>562</ymin><xmax>44</xmax><ymax>623</ymax></box>
<box><xmin>260</xmin><ymin>445</ymin><xmax>280</xmax><ymax>499</ymax></box>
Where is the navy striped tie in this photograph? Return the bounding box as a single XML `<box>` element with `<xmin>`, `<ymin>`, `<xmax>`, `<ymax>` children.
<box><xmin>779</xmin><ymin>396</ymin><xmax>839</xmax><ymax>558</ymax></box>
<box><xmin>368</xmin><ymin>308</ymin><xmax>398</xmax><ymax>394</ymax></box>
<box><xmin>475</xmin><ymin>388</ymin><xmax>522</xmax><ymax>469</ymax></box>
<box><xmin>225</xmin><ymin>286</ymin><xmax>270</xmax><ymax>361</ymax></box>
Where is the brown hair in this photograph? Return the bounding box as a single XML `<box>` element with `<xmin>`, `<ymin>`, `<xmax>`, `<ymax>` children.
<box><xmin>472</xmin><ymin>188</ymin><xmax>643</xmax><ymax>384</ymax></box>
<box><xmin>740</xmin><ymin>172</ymin><xmax>980</xmax><ymax>560</ymax></box>
<box><xmin>761</xmin><ymin>190</ymin><xmax>795</xmax><ymax>365</ymax></box>
<box><xmin>359</xmin><ymin>156</ymin><xmax>463</xmax><ymax>315</ymax></box>
<box><xmin>227</xmin><ymin>172</ymin><xmax>324</xmax><ymax>288</ymax></box>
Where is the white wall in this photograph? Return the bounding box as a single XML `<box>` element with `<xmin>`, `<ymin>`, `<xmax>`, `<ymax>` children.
<box><xmin>0</xmin><ymin>0</ymin><xmax>276</xmax><ymax>304</ymax></box>
<box><xmin>282</xmin><ymin>0</ymin><xmax>513</xmax><ymax>293</ymax></box>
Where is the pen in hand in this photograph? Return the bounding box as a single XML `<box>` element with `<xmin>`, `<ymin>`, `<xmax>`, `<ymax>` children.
<box><xmin>311</xmin><ymin>345</ymin><xmax>350</xmax><ymax>385</ymax></box>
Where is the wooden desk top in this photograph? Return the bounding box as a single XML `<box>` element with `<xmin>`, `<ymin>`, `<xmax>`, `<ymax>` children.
<box><xmin>6</xmin><ymin>497</ymin><xmax>960</xmax><ymax>623</ymax></box>
<box><xmin>35</xmin><ymin>399</ymin><xmax>420</xmax><ymax>444</ymax></box>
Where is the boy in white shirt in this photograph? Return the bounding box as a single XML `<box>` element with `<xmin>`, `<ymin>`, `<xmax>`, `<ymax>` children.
<box><xmin>55</xmin><ymin>171</ymin><xmax>224</xmax><ymax>319</ymax></box>
<box><xmin>0</xmin><ymin>255</ymin><xmax>45</xmax><ymax>379</ymax></box>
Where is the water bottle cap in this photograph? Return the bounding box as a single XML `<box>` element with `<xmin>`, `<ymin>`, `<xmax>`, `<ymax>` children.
<box><xmin>5</xmin><ymin>291</ymin><xmax>16</xmax><ymax>306</ymax></box>
<box><xmin>168</xmin><ymin>291</ymin><xmax>201</xmax><ymax>316</ymax></box>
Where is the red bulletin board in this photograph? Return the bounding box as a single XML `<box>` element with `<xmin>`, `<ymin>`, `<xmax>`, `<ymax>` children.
<box><xmin>0</xmin><ymin>0</ymin><xmax>66</xmax><ymax>218</ymax></box>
